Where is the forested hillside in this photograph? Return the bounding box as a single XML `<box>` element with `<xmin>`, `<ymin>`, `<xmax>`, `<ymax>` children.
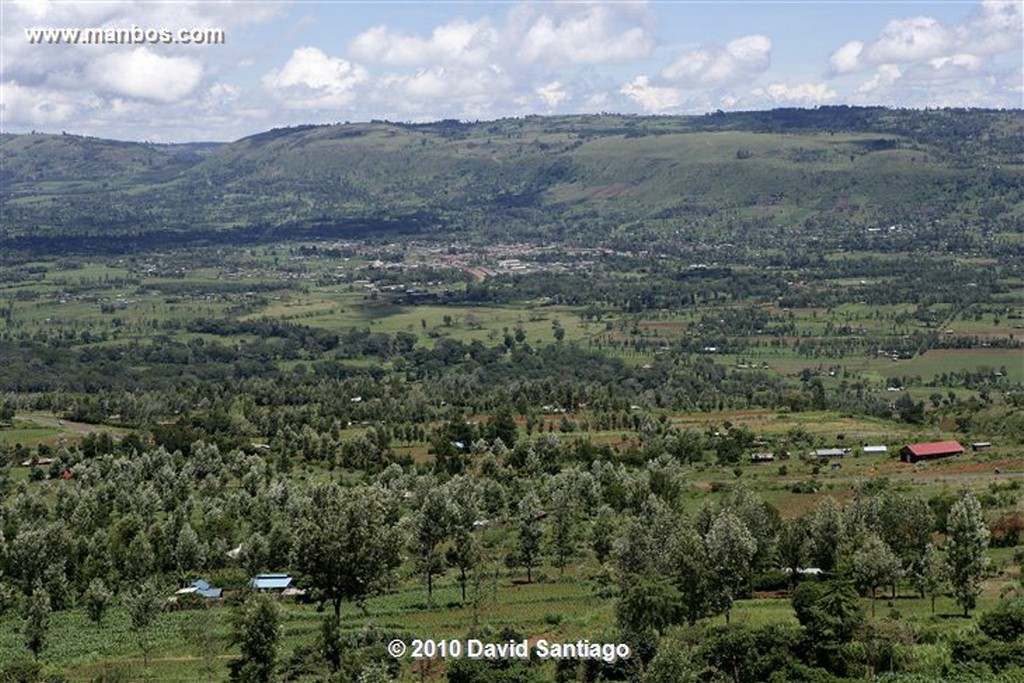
<box><xmin>2</xmin><ymin>108</ymin><xmax>1022</xmax><ymax>251</ymax></box>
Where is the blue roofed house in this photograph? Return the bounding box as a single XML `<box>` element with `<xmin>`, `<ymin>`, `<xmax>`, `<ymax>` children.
<box><xmin>173</xmin><ymin>579</ymin><xmax>224</xmax><ymax>603</ymax></box>
<box><xmin>251</xmin><ymin>573</ymin><xmax>293</xmax><ymax>592</ymax></box>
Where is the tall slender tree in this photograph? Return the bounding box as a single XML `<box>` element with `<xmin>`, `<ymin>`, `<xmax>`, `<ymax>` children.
<box><xmin>518</xmin><ymin>491</ymin><xmax>543</xmax><ymax>583</ymax></box>
<box><xmin>705</xmin><ymin>510</ymin><xmax>757</xmax><ymax>624</ymax></box>
<box><xmin>946</xmin><ymin>493</ymin><xmax>990</xmax><ymax>617</ymax></box>
<box><xmin>230</xmin><ymin>593</ymin><xmax>280</xmax><ymax>683</ymax></box>
<box><xmin>23</xmin><ymin>582</ymin><xmax>50</xmax><ymax>661</ymax></box>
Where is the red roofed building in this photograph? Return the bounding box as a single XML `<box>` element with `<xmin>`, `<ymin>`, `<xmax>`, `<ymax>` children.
<box><xmin>900</xmin><ymin>440</ymin><xmax>964</xmax><ymax>463</ymax></box>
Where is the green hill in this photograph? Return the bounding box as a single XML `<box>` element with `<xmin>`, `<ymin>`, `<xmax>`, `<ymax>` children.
<box><xmin>1</xmin><ymin>108</ymin><xmax>1022</xmax><ymax>251</ymax></box>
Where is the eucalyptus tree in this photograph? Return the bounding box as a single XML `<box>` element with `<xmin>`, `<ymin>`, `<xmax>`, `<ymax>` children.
<box><xmin>946</xmin><ymin>492</ymin><xmax>990</xmax><ymax>617</ymax></box>
<box><xmin>852</xmin><ymin>533</ymin><xmax>902</xmax><ymax>616</ymax></box>
<box><xmin>411</xmin><ymin>485</ymin><xmax>453</xmax><ymax>607</ymax></box>
<box><xmin>445</xmin><ymin>476</ymin><xmax>483</xmax><ymax>603</ymax></box>
<box><xmin>230</xmin><ymin>593</ymin><xmax>280</xmax><ymax>683</ymax></box>
<box><xmin>705</xmin><ymin>510</ymin><xmax>757</xmax><ymax>624</ymax></box>
<box><xmin>23</xmin><ymin>582</ymin><xmax>50</xmax><ymax>661</ymax></box>
<box><xmin>912</xmin><ymin>542</ymin><xmax>947</xmax><ymax>613</ymax></box>
<box><xmin>294</xmin><ymin>483</ymin><xmax>402</xmax><ymax>616</ymax></box>
<box><xmin>517</xmin><ymin>491</ymin><xmax>544</xmax><ymax>583</ymax></box>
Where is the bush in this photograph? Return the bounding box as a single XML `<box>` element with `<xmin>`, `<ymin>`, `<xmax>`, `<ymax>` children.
<box><xmin>980</xmin><ymin>601</ymin><xmax>1024</xmax><ymax>642</ymax></box>
<box><xmin>0</xmin><ymin>661</ymin><xmax>41</xmax><ymax>683</ymax></box>
<box><xmin>751</xmin><ymin>569</ymin><xmax>790</xmax><ymax>592</ymax></box>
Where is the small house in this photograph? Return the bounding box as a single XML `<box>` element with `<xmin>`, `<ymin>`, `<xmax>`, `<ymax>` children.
<box><xmin>175</xmin><ymin>579</ymin><xmax>223</xmax><ymax>600</ymax></box>
<box><xmin>862</xmin><ymin>445</ymin><xmax>888</xmax><ymax>455</ymax></box>
<box><xmin>811</xmin><ymin>448</ymin><xmax>848</xmax><ymax>459</ymax></box>
<box><xmin>900</xmin><ymin>441</ymin><xmax>964</xmax><ymax>463</ymax></box>
<box><xmin>250</xmin><ymin>573</ymin><xmax>294</xmax><ymax>592</ymax></box>
<box><xmin>750</xmin><ymin>452</ymin><xmax>775</xmax><ymax>463</ymax></box>
<box><xmin>971</xmin><ymin>441</ymin><xmax>992</xmax><ymax>452</ymax></box>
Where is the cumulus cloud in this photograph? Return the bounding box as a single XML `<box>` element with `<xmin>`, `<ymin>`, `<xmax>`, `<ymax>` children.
<box><xmin>831</xmin><ymin>1</ymin><xmax>1021</xmax><ymax>73</ymax></box>
<box><xmin>86</xmin><ymin>47</ymin><xmax>203</xmax><ymax>103</ymax></box>
<box><xmin>827</xmin><ymin>2</ymin><xmax>1020</xmax><ymax>108</ymax></box>
<box><xmin>1</xmin><ymin>80</ymin><xmax>87</xmax><ymax>124</ymax></box>
<box><xmin>864</xmin><ymin>16</ymin><xmax>955</xmax><ymax>63</ymax></box>
<box><xmin>959</xmin><ymin>0</ymin><xmax>1023</xmax><ymax>55</ymax></box>
<box><xmin>751</xmin><ymin>82</ymin><xmax>837</xmax><ymax>105</ymax></box>
<box><xmin>536</xmin><ymin>81</ymin><xmax>568</xmax><ymax>108</ymax></box>
<box><xmin>857</xmin><ymin>64</ymin><xmax>902</xmax><ymax>94</ymax></box>
<box><xmin>620</xmin><ymin>75</ymin><xmax>682</xmax><ymax>113</ymax></box>
<box><xmin>263</xmin><ymin>47</ymin><xmax>368</xmax><ymax>109</ymax></box>
<box><xmin>830</xmin><ymin>41</ymin><xmax>864</xmax><ymax>74</ymax></box>
<box><xmin>663</xmin><ymin>34</ymin><xmax>771</xmax><ymax>86</ymax></box>
<box><xmin>517</xmin><ymin>5</ymin><xmax>655</xmax><ymax>66</ymax></box>
<box><xmin>388</xmin><ymin>64</ymin><xmax>506</xmax><ymax>101</ymax></box>
<box><xmin>350</xmin><ymin>19</ymin><xmax>498</xmax><ymax>67</ymax></box>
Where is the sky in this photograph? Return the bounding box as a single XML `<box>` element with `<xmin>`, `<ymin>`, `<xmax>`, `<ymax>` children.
<box><xmin>1</xmin><ymin>1</ymin><xmax>1021</xmax><ymax>142</ymax></box>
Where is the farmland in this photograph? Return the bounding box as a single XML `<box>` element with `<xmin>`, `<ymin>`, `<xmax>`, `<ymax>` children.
<box><xmin>0</xmin><ymin>109</ymin><xmax>1022</xmax><ymax>683</ymax></box>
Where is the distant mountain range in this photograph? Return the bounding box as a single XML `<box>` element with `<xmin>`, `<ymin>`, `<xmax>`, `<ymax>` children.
<box><xmin>2</xmin><ymin>107</ymin><xmax>1021</xmax><ymax>251</ymax></box>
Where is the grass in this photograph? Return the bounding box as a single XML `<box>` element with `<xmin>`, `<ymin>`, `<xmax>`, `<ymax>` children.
<box><xmin>3</xmin><ymin>563</ymin><xmax>1017</xmax><ymax>682</ymax></box>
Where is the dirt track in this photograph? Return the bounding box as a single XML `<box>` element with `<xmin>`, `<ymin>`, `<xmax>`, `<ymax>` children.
<box><xmin>18</xmin><ymin>413</ymin><xmax>112</xmax><ymax>436</ymax></box>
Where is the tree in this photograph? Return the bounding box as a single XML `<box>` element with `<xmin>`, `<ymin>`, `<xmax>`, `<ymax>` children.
<box><xmin>319</xmin><ymin>613</ymin><xmax>343</xmax><ymax>675</ymax></box>
<box><xmin>672</xmin><ymin>527</ymin><xmax>711</xmax><ymax>626</ymax></box>
<box><xmin>616</xmin><ymin>576</ymin><xmax>681</xmax><ymax>638</ymax></box>
<box><xmin>124</xmin><ymin>580</ymin><xmax>163</xmax><ymax>669</ymax></box>
<box><xmin>294</xmin><ymin>484</ymin><xmax>402</xmax><ymax>616</ymax></box>
<box><xmin>590</xmin><ymin>505</ymin><xmax>616</xmax><ymax>565</ymax></box>
<box><xmin>230</xmin><ymin>593</ymin><xmax>280</xmax><ymax>683</ymax></box>
<box><xmin>852</xmin><ymin>533</ymin><xmax>902</xmax><ymax>617</ymax></box>
<box><xmin>792</xmin><ymin>580</ymin><xmax>864</xmax><ymax>673</ymax></box>
<box><xmin>411</xmin><ymin>486</ymin><xmax>451</xmax><ymax>608</ymax></box>
<box><xmin>517</xmin><ymin>491</ymin><xmax>543</xmax><ymax>583</ymax></box>
<box><xmin>445</xmin><ymin>476</ymin><xmax>482</xmax><ymax>603</ymax></box>
<box><xmin>645</xmin><ymin>627</ymin><xmax>703</xmax><ymax>683</ymax></box>
<box><xmin>83</xmin><ymin>577</ymin><xmax>112</xmax><ymax>625</ymax></box>
<box><xmin>946</xmin><ymin>492</ymin><xmax>990</xmax><ymax>617</ymax></box>
<box><xmin>776</xmin><ymin>517</ymin><xmax>809</xmax><ymax>586</ymax></box>
<box><xmin>175</xmin><ymin>522</ymin><xmax>203</xmax><ymax>572</ymax></box>
<box><xmin>23</xmin><ymin>583</ymin><xmax>49</xmax><ymax>661</ymax></box>
<box><xmin>705</xmin><ymin>510</ymin><xmax>756</xmax><ymax>624</ymax></box>
<box><xmin>912</xmin><ymin>542</ymin><xmax>946</xmax><ymax>614</ymax></box>
<box><xmin>808</xmin><ymin>496</ymin><xmax>845</xmax><ymax>572</ymax></box>
<box><xmin>548</xmin><ymin>485</ymin><xmax>577</xmax><ymax>575</ymax></box>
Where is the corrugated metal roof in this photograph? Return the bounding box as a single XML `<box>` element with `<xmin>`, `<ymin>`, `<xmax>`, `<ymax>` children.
<box><xmin>251</xmin><ymin>574</ymin><xmax>293</xmax><ymax>590</ymax></box>
<box><xmin>904</xmin><ymin>441</ymin><xmax>963</xmax><ymax>457</ymax></box>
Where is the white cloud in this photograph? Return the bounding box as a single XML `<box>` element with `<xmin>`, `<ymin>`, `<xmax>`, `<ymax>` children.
<box><xmin>263</xmin><ymin>47</ymin><xmax>368</xmax><ymax>109</ymax></box>
<box><xmin>929</xmin><ymin>54</ymin><xmax>983</xmax><ymax>72</ymax></box>
<box><xmin>1</xmin><ymin>80</ymin><xmax>82</xmax><ymax>124</ymax></box>
<box><xmin>350</xmin><ymin>19</ymin><xmax>498</xmax><ymax>67</ymax></box>
<box><xmin>663</xmin><ymin>34</ymin><xmax>771</xmax><ymax>86</ymax></box>
<box><xmin>517</xmin><ymin>6</ymin><xmax>655</xmax><ymax>66</ymax></box>
<box><xmin>865</xmin><ymin>16</ymin><xmax>954</xmax><ymax>63</ymax></box>
<box><xmin>857</xmin><ymin>64</ymin><xmax>902</xmax><ymax>94</ymax></box>
<box><xmin>832</xmin><ymin>2</ymin><xmax>1021</xmax><ymax>73</ymax></box>
<box><xmin>536</xmin><ymin>81</ymin><xmax>568</xmax><ymax>108</ymax></box>
<box><xmin>87</xmin><ymin>48</ymin><xmax>203</xmax><ymax>103</ymax></box>
<box><xmin>620</xmin><ymin>75</ymin><xmax>681</xmax><ymax>113</ymax></box>
<box><xmin>959</xmin><ymin>0</ymin><xmax>1023</xmax><ymax>55</ymax></box>
<box><xmin>751</xmin><ymin>82</ymin><xmax>837</xmax><ymax>105</ymax></box>
<box><xmin>829</xmin><ymin>41</ymin><xmax>864</xmax><ymax>74</ymax></box>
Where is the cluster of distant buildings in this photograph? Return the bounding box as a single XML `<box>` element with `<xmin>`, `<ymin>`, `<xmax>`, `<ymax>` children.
<box><xmin>751</xmin><ymin>440</ymin><xmax>993</xmax><ymax>465</ymax></box>
<box><xmin>168</xmin><ymin>573</ymin><xmax>306</xmax><ymax>608</ymax></box>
